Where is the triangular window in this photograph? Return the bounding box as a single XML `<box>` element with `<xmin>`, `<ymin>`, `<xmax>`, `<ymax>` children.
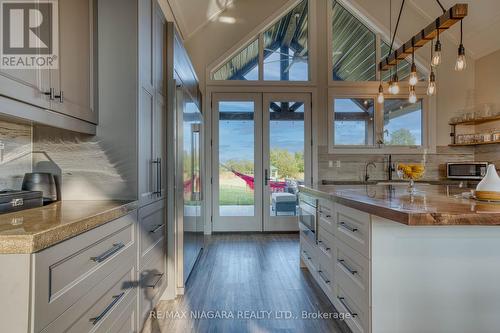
<box><xmin>211</xmin><ymin>0</ymin><xmax>309</xmax><ymax>81</ymax></box>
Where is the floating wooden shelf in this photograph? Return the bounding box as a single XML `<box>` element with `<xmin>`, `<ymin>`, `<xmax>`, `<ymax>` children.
<box><xmin>449</xmin><ymin>140</ymin><xmax>500</xmax><ymax>147</ymax></box>
<box><xmin>449</xmin><ymin>114</ymin><xmax>500</xmax><ymax>126</ymax></box>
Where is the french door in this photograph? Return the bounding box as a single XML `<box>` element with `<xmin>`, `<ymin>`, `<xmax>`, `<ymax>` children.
<box><xmin>212</xmin><ymin>92</ymin><xmax>312</xmax><ymax>232</ymax></box>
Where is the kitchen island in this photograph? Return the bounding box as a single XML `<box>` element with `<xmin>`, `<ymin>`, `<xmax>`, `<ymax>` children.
<box><xmin>298</xmin><ymin>184</ymin><xmax>500</xmax><ymax>333</ymax></box>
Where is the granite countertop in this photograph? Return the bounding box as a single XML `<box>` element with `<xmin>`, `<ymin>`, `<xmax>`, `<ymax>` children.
<box><xmin>299</xmin><ymin>184</ymin><xmax>500</xmax><ymax>226</ymax></box>
<box><xmin>0</xmin><ymin>200</ymin><xmax>138</xmax><ymax>254</ymax></box>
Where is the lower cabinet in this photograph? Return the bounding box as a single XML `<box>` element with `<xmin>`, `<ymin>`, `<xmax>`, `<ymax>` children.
<box><xmin>299</xmin><ymin>196</ymin><xmax>371</xmax><ymax>333</ymax></box>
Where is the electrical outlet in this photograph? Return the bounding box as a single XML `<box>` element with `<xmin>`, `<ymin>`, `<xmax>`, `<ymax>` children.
<box><xmin>336</xmin><ymin>160</ymin><xmax>341</xmax><ymax>168</ymax></box>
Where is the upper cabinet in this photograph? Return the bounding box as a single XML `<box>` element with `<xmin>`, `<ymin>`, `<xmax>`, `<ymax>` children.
<box><xmin>0</xmin><ymin>0</ymin><xmax>96</xmax><ymax>131</ymax></box>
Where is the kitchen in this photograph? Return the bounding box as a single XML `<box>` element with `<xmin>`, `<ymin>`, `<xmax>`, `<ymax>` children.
<box><xmin>1</xmin><ymin>0</ymin><xmax>500</xmax><ymax>332</ymax></box>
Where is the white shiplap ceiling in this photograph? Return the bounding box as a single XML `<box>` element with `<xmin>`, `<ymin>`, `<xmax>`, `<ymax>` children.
<box><xmin>168</xmin><ymin>0</ymin><xmax>500</xmax><ymax>59</ymax></box>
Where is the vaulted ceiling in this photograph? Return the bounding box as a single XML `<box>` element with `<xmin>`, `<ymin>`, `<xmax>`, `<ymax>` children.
<box><xmin>167</xmin><ymin>0</ymin><xmax>500</xmax><ymax>60</ymax></box>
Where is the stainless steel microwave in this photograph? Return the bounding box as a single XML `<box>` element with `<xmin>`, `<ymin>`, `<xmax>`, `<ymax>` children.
<box><xmin>447</xmin><ymin>162</ymin><xmax>488</xmax><ymax>179</ymax></box>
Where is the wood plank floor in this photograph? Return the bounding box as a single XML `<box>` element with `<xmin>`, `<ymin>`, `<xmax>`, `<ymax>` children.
<box><xmin>143</xmin><ymin>233</ymin><xmax>349</xmax><ymax>333</ymax></box>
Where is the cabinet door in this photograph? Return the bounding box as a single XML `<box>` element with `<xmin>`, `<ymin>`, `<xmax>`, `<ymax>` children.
<box><xmin>153</xmin><ymin>1</ymin><xmax>166</xmax><ymax>96</ymax></box>
<box><xmin>138</xmin><ymin>88</ymin><xmax>156</xmax><ymax>206</ymax></box>
<box><xmin>0</xmin><ymin>64</ymin><xmax>50</xmax><ymax>110</ymax></box>
<box><xmin>139</xmin><ymin>0</ymin><xmax>154</xmax><ymax>91</ymax></box>
<box><xmin>49</xmin><ymin>0</ymin><xmax>95</xmax><ymax>123</ymax></box>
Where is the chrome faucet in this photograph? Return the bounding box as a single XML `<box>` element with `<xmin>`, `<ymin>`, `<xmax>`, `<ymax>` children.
<box><xmin>365</xmin><ymin>162</ymin><xmax>376</xmax><ymax>182</ymax></box>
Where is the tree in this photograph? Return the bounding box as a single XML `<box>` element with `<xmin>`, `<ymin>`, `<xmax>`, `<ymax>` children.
<box><xmin>388</xmin><ymin>128</ymin><xmax>416</xmax><ymax>146</ymax></box>
<box><xmin>270</xmin><ymin>148</ymin><xmax>299</xmax><ymax>179</ymax></box>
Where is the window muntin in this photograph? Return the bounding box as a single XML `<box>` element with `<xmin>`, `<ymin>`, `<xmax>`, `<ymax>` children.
<box><xmin>263</xmin><ymin>0</ymin><xmax>309</xmax><ymax>81</ymax></box>
<box><xmin>331</xmin><ymin>1</ymin><xmax>376</xmax><ymax>81</ymax></box>
<box><xmin>212</xmin><ymin>39</ymin><xmax>259</xmax><ymax>81</ymax></box>
<box><xmin>333</xmin><ymin>98</ymin><xmax>375</xmax><ymax>145</ymax></box>
<box><xmin>383</xmin><ymin>99</ymin><xmax>423</xmax><ymax>146</ymax></box>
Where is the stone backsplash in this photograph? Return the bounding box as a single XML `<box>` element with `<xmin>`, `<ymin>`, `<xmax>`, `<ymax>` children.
<box><xmin>318</xmin><ymin>145</ymin><xmax>476</xmax><ymax>182</ymax></box>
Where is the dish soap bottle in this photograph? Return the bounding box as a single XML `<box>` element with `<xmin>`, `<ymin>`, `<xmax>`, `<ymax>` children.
<box><xmin>476</xmin><ymin>164</ymin><xmax>500</xmax><ymax>201</ymax></box>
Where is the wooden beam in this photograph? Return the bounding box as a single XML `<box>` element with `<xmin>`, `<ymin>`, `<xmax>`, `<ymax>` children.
<box><xmin>379</xmin><ymin>3</ymin><xmax>468</xmax><ymax>71</ymax></box>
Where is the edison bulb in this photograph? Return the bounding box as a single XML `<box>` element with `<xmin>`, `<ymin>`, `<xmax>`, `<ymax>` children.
<box><xmin>391</xmin><ymin>82</ymin><xmax>400</xmax><ymax>94</ymax></box>
<box><xmin>377</xmin><ymin>92</ymin><xmax>385</xmax><ymax>103</ymax></box>
<box><xmin>409</xmin><ymin>89</ymin><xmax>417</xmax><ymax>103</ymax></box>
<box><xmin>431</xmin><ymin>51</ymin><xmax>441</xmax><ymax>67</ymax></box>
<box><xmin>409</xmin><ymin>72</ymin><xmax>418</xmax><ymax>86</ymax></box>
<box><xmin>455</xmin><ymin>54</ymin><xmax>466</xmax><ymax>71</ymax></box>
<box><xmin>427</xmin><ymin>81</ymin><xmax>436</xmax><ymax>96</ymax></box>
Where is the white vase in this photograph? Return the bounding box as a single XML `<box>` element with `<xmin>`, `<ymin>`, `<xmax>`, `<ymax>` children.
<box><xmin>476</xmin><ymin>164</ymin><xmax>500</xmax><ymax>200</ymax></box>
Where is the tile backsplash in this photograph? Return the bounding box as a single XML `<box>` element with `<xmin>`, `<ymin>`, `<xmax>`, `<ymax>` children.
<box><xmin>318</xmin><ymin>145</ymin><xmax>476</xmax><ymax>182</ymax></box>
<box><xmin>0</xmin><ymin>119</ymin><xmax>32</xmax><ymax>190</ymax></box>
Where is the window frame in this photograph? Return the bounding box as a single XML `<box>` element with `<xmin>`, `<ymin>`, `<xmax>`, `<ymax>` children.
<box><xmin>328</xmin><ymin>83</ymin><xmax>435</xmax><ymax>155</ymax></box>
<box><xmin>206</xmin><ymin>0</ymin><xmax>316</xmax><ymax>86</ymax></box>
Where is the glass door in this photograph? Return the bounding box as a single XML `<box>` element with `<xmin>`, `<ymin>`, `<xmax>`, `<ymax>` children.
<box><xmin>263</xmin><ymin>93</ymin><xmax>311</xmax><ymax>231</ymax></box>
<box><xmin>212</xmin><ymin>93</ymin><xmax>263</xmax><ymax>231</ymax></box>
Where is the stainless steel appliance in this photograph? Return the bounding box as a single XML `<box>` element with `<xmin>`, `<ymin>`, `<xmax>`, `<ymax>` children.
<box><xmin>21</xmin><ymin>172</ymin><xmax>60</xmax><ymax>204</ymax></box>
<box><xmin>0</xmin><ymin>190</ymin><xmax>43</xmax><ymax>214</ymax></box>
<box><xmin>298</xmin><ymin>193</ymin><xmax>318</xmax><ymax>244</ymax></box>
<box><xmin>447</xmin><ymin>162</ymin><xmax>488</xmax><ymax>180</ymax></box>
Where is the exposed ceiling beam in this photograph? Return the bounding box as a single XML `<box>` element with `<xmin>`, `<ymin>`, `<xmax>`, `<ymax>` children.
<box><xmin>379</xmin><ymin>3</ymin><xmax>468</xmax><ymax>71</ymax></box>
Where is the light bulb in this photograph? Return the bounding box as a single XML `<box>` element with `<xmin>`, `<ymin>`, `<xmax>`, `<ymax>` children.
<box><xmin>455</xmin><ymin>44</ymin><xmax>466</xmax><ymax>71</ymax></box>
<box><xmin>427</xmin><ymin>71</ymin><xmax>436</xmax><ymax>96</ymax></box>
<box><xmin>432</xmin><ymin>40</ymin><xmax>442</xmax><ymax>67</ymax></box>
<box><xmin>377</xmin><ymin>84</ymin><xmax>384</xmax><ymax>103</ymax></box>
<box><xmin>409</xmin><ymin>63</ymin><xmax>418</xmax><ymax>86</ymax></box>
<box><xmin>409</xmin><ymin>87</ymin><xmax>417</xmax><ymax>103</ymax></box>
<box><xmin>391</xmin><ymin>81</ymin><xmax>400</xmax><ymax>94</ymax></box>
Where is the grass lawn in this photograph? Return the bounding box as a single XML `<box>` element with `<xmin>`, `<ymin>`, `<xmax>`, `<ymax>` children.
<box><xmin>219</xmin><ymin>171</ymin><xmax>254</xmax><ymax>205</ymax></box>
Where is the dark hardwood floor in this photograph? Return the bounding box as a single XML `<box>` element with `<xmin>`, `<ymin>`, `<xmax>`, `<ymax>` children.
<box><xmin>143</xmin><ymin>233</ymin><xmax>349</xmax><ymax>333</ymax></box>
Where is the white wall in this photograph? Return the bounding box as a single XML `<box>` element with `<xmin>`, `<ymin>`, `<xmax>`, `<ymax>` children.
<box><xmin>475</xmin><ymin>49</ymin><xmax>500</xmax><ymax>108</ymax></box>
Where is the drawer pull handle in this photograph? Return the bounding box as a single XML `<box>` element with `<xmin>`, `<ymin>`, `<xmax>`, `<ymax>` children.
<box><xmin>146</xmin><ymin>273</ymin><xmax>164</xmax><ymax>289</ymax></box>
<box><xmin>338</xmin><ymin>259</ymin><xmax>358</xmax><ymax>275</ymax></box>
<box><xmin>318</xmin><ymin>240</ymin><xmax>331</xmax><ymax>252</ymax></box>
<box><xmin>149</xmin><ymin>224</ymin><xmax>164</xmax><ymax>233</ymax></box>
<box><xmin>91</xmin><ymin>243</ymin><xmax>125</xmax><ymax>263</ymax></box>
<box><xmin>338</xmin><ymin>296</ymin><xmax>357</xmax><ymax>317</ymax></box>
<box><xmin>340</xmin><ymin>222</ymin><xmax>358</xmax><ymax>233</ymax></box>
<box><xmin>318</xmin><ymin>270</ymin><xmax>331</xmax><ymax>284</ymax></box>
<box><xmin>89</xmin><ymin>292</ymin><xmax>125</xmax><ymax>325</ymax></box>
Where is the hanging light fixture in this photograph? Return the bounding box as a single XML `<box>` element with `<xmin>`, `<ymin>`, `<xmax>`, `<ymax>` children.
<box><xmin>431</xmin><ymin>24</ymin><xmax>442</xmax><ymax>67</ymax></box>
<box><xmin>377</xmin><ymin>82</ymin><xmax>385</xmax><ymax>103</ymax></box>
<box><xmin>409</xmin><ymin>39</ymin><xmax>418</xmax><ymax>86</ymax></box>
<box><xmin>409</xmin><ymin>85</ymin><xmax>417</xmax><ymax>103</ymax></box>
<box><xmin>427</xmin><ymin>40</ymin><xmax>436</xmax><ymax>96</ymax></box>
<box><xmin>391</xmin><ymin>61</ymin><xmax>400</xmax><ymax>94</ymax></box>
<box><xmin>455</xmin><ymin>19</ymin><xmax>466</xmax><ymax>71</ymax></box>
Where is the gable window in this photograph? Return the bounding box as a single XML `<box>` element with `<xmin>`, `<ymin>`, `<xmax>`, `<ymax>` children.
<box><xmin>210</xmin><ymin>0</ymin><xmax>309</xmax><ymax>82</ymax></box>
<box><xmin>331</xmin><ymin>0</ymin><xmax>376</xmax><ymax>81</ymax></box>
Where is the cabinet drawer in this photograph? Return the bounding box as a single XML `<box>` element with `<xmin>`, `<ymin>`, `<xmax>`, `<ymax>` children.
<box><xmin>139</xmin><ymin>249</ymin><xmax>166</xmax><ymax>324</ymax></box>
<box><xmin>33</xmin><ymin>212</ymin><xmax>137</xmax><ymax>332</ymax></box>
<box><xmin>40</xmin><ymin>265</ymin><xmax>136</xmax><ymax>333</ymax></box>
<box><xmin>109</xmin><ymin>297</ymin><xmax>137</xmax><ymax>333</ymax></box>
<box><xmin>318</xmin><ymin>199</ymin><xmax>335</xmax><ymax>236</ymax></box>
<box><xmin>139</xmin><ymin>200</ymin><xmax>166</xmax><ymax>266</ymax></box>
<box><xmin>317</xmin><ymin>226</ymin><xmax>335</xmax><ymax>263</ymax></box>
<box><xmin>300</xmin><ymin>237</ymin><xmax>318</xmax><ymax>276</ymax></box>
<box><xmin>335</xmin><ymin>237</ymin><xmax>370</xmax><ymax>309</ymax></box>
<box><xmin>316</xmin><ymin>252</ymin><xmax>335</xmax><ymax>301</ymax></box>
<box><xmin>334</xmin><ymin>204</ymin><xmax>371</xmax><ymax>258</ymax></box>
<box><xmin>332</xmin><ymin>283</ymin><xmax>369</xmax><ymax>333</ymax></box>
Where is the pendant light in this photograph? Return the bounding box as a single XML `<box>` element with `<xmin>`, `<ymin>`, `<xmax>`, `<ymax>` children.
<box><xmin>409</xmin><ymin>39</ymin><xmax>418</xmax><ymax>86</ymax></box>
<box><xmin>377</xmin><ymin>82</ymin><xmax>385</xmax><ymax>103</ymax></box>
<box><xmin>455</xmin><ymin>20</ymin><xmax>466</xmax><ymax>71</ymax></box>
<box><xmin>391</xmin><ymin>60</ymin><xmax>400</xmax><ymax>94</ymax></box>
<box><xmin>427</xmin><ymin>40</ymin><xmax>436</xmax><ymax>96</ymax></box>
<box><xmin>431</xmin><ymin>22</ymin><xmax>442</xmax><ymax>67</ymax></box>
<box><xmin>409</xmin><ymin>85</ymin><xmax>417</xmax><ymax>103</ymax></box>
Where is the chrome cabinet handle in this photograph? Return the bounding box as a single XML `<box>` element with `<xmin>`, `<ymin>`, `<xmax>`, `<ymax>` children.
<box><xmin>146</xmin><ymin>273</ymin><xmax>164</xmax><ymax>289</ymax></box>
<box><xmin>157</xmin><ymin>158</ymin><xmax>162</xmax><ymax>197</ymax></box>
<box><xmin>314</xmin><ymin>199</ymin><xmax>319</xmax><ymax>243</ymax></box>
<box><xmin>43</xmin><ymin>88</ymin><xmax>55</xmax><ymax>100</ymax></box>
<box><xmin>54</xmin><ymin>90</ymin><xmax>63</xmax><ymax>103</ymax></box>
<box><xmin>152</xmin><ymin>158</ymin><xmax>161</xmax><ymax>196</ymax></box>
<box><xmin>149</xmin><ymin>224</ymin><xmax>164</xmax><ymax>234</ymax></box>
<box><xmin>91</xmin><ymin>243</ymin><xmax>125</xmax><ymax>263</ymax></box>
<box><xmin>340</xmin><ymin>222</ymin><xmax>358</xmax><ymax>233</ymax></box>
<box><xmin>338</xmin><ymin>259</ymin><xmax>358</xmax><ymax>275</ymax></box>
<box><xmin>318</xmin><ymin>270</ymin><xmax>331</xmax><ymax>284</ymax></box>
<box><xmin>338</xmin><ymin>296</ymin><xmax>357</xmax><ymax>317</ymax></box>
<box><xmin>89</xmin><ymin>292</ymin><xmax>125</xmax><ymax>325</ymax></box>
